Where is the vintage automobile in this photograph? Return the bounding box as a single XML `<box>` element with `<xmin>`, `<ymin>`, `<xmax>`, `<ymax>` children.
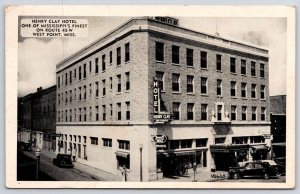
<box><xmin>228</xmin><ymin>160</ymin><xmax>281</xmax><ymax>179</ymax></box>
<box><xmin>53</xmin><ymin>154</ymin><xmax>74</xmax><ymax>168</ymax></box>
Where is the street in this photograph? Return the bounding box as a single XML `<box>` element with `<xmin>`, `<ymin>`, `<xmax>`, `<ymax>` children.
<box><xmin>17</xmin><ymin>151</ymin><xmax>104</xmax><ymax>181</ymax></box>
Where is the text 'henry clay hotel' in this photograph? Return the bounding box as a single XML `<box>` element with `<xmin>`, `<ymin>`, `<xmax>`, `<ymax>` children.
<box><xmin>55</xmin><ymin>17</ymin><xmax>270</xmax><ymax>181</ymax></box>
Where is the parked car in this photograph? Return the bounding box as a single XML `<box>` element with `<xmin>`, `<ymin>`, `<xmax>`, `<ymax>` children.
<box><xmin>228</xmin><ymin>160</ymin><xmax>281</xmax><ymax>180</ymax></box>
<box><xmin>53</xmin><ymin>154</ymin><xmax>74</xmax><ymax>168</ymax></box>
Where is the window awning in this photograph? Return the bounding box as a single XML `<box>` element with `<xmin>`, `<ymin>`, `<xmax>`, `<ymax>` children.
<box><xmin>251</xmin><ymin>145</ymin><xmax>270</xmax><ymax>151</ymax></box>
<box><xmin>115</xmin><ymin>151</ymin><xmax>129</xmax><ymax>158</ymax></box>
<box><xmin>210</xmin><ymin>144</ymin><xmax>250</xmax><ymax>153</ymax></box>
<box><xmin>157</xmin><ymin>149</ymin><xmax>208</xmax><ymax>157</ymax></box>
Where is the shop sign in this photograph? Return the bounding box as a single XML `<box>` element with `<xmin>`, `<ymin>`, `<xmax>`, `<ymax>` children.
<box><xmin>154</xmin><ymin>17</ymin><xmax>179</xmax><ymax>26</ymax></box>
<box><xmin>153</xmin><ymin>78</ymin><xmax>173</xmax><ymax>124</ymax></box>
<box><xmin>152</xmin><ymin>134</ymin><xmax>168</xmax><ymax>147</ymax></box>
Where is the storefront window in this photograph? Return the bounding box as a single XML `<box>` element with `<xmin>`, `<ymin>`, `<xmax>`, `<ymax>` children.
<box><xmin>196</xmin><ymin>139</ymin><xmax>207</xmax><ymax>147</ymax></box>
<box><xmin>169</xmin><ymin>140</ymin><xmax>180</xmax><ymax>149</ymax></box>
<box><xmin>250</xmin><ymin>136</ymin><xmax>265</xmax><ymax>144</ymax></box>
<box><xmin>181</xmin><ymin>139</ymin><xmax>192</xmax><ymax>149</ymax></box>
<box><xmin>215</xmin><ymin>137</ymin><xmax>226</xmax><ymax>144</ymax></box>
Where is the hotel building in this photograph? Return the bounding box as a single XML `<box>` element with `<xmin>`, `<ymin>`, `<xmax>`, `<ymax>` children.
<box><xmin>55</xmin><ymin>17</ymin><xmax>270</xmax><ymax>181</ymax></box>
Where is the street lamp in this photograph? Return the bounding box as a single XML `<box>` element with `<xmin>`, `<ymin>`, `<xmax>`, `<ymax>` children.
<box><xmin>139</xmin><ymin>144</ymin><xmax>143</xmax><ymax>182</ymax></box>
<box><xmin>35</xmin><ymin>147</ymin><xmax>41</xmax><ymax>180</ymax></box>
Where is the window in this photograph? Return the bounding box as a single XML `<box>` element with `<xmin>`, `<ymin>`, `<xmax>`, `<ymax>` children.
<box><xmin>232</xmin><ymin>137</ymin><xmax>248</xmax><ymax>145</ymax></box>
<box><xmin>102</xmin><ymin>79</ymin><xmax>106</xmax><ymax>96</ymax></box>
<box><xmin>215</xmin><ymin>137</ymin><xmax>226</xmax><ymax>144</ymax></box>
<box><xmin>87</xmin><ymin>107</ymin><xmax>90</xmax><ymax>121</ymax></box>
<box><xmin>217</xmin><ymin>79</ymin><xmax>222</xmax><ymax>96</ymax></box>
<box><xmin>65</xmin><ymin>110</ymin><xmax>68</xmax><ymax>121</ymax></box>
<box><xmin>172</xmin><ymin>45</ymin><xmax>180</xmax><ymax>64</ymax></box>
<box><xmin>83</xmin><ymin>136</ymin><xmax>87</xmax><ymax>143</ymax></box>
<box><xmin>109</xmin><ymin>77</ymin><xmax>113</xmax><ymax>90</ymax></box>
<box><xmin>89</xmin><ymin>61</ymin><xmax>92</xmax><ymax>73</ymax></box>
<box><xmin>187</xmin><ymin>75</ymin><xmax>194</xmax><ymax>93</ymax></box>
<box><xmin>155</xmin><ymin>42</ymin><xmax>164</xmax><ymax>62</ymax></box>
<box><xmin>83</xmin><ymin>85</ymin><xmax>86</xmax><ymax>100</ymax></box>
<box><xmin>69</xmin><ymin>71</ymin><xmax>72</xmax><ymax>84</ymax></box>
<box><xmin>261</xmin><ymin>107</ymin><xmax>266</xmax><ymax>121</ymax></box>
<box><xmin>252</xmin><ymin>107</ymin><xmax>257</xmax><ymax>121</ymax></box>
<box><xmin>74</xmin><ymin>69</ymin><xmax>77</xmax><ymax>79</ymax></box>
<box><xmin>242</xmin><ymin>106</ymin><xmax>247</xmax><ymax>121</ymax></box>
<box><xmin>230</xmin><ymin>57</ymin><xmax>236</xmax><ymax>73</ymax></box>
<box><xmin>216</xmin><ymin>54</ymin><xmax>222</xmax><ymax>71</ymax></box>
<box><xmin>260</xmin><ymin>85</ymin><xmax>265</xmax><ymax>99</ymax></box>
<box><xmin>250</xmin><ymin>136</ymin><xmax>265</xmax><ymax>144</ymax></box>
<box><xmin>117</xmin><ymin>103</ymin><xmax>121</xmax><ymax>120</ymax></box>
<box><xmin>79</xmin><ymin>66</ymin><xmax>82</xmax><ymax>80</ymax></box>
<box><xmin>125</xmin><ymin>102</ymin><xmax>130</xmax><ymax>120</ymax></box>
<box><xmin>217</xmin><ymin>105</ymin><xmax>222</xmax><ymax>121</ymax></box>
<box><xmin>181</xmin><ymin>139</ymin><xmax>192</xmax><ymax>149</ymax></box>
<box><xmin>79</xmin><ymin>108</ymin><xmax>82</xmax><ymax>122</ymax></box>
<box><xmin>241</xmin><ymin>59</ymin><xmax>246</xmax><ymax>75</ymax></box>
<box><xmin>58</xmin><ymin>76</ymin><xmax>60</xmax><ymax>88</ymax></box>
<box><xmin>125</xmin><ymin>72</ymin><xmax>130</xmax><ymax>91</ymax></box>
<box><xmin>58</xmin><ymin>94</ymin><xmax>60</xmax><ymax>105</ymax></box>
<box><xmin>241</xmin><ymin>82</ymin><xmax>247</xmax><ymax>98</ymax></box>
<box><xmin>251</xmin><ymin>61</ymin><xmax>256</xmax><ymax>76</ymax></box>
<box><xmin>57</xmin><ymin>111</ymin><xmax>60</xmax><ymax>122</ymax></box>
<box><xmin>196</xmin><ymin>139</ymin><xmax>208</xmax><ymax>147</ymax></box>
<box><xmin>83</xmin><ymin>63</ymin><xmax>86</xmax><ymax>79</ymax></box>
<box><xmin>117</xmin><ymin>75</ymin><xmax>121</xmax><ymax>92</ymax></box>
<box><xmin>169</xmin><ymin>140</ymin><xmax>180</xmax><ymax>149</ymax></box>
<box><xmin>95</xmin><ymin>106</ymin><xmax>99</xmax><ymax>121</ymax></box>
<box><xmin>156</xmin><ymin>71</ymin><xmax>164</xmax><ymax>91</ymax></box>
<box><xmin>201</xmin><ymin>77</ymin><xmax>207</xmax><ymax>94</ymax></box>
<box><xmin>200</xmin><ymin>51</ymin><xmax>207</xmax><ymax>69</ymax></box>
<box><xmin>172</xmin><ymin>74</ymin><xmax>180</xmax><ymax>92</ymax></box>
<box><xmin>103</xmin><ymin>138</ymin><xmax>112</xmax><ymax>147</ymax></box>
<box><xmin>95</xmin><ymin>82</ymin><xmax>99</xmax><ymax>98</ymax></box>
<box><xmin>260</xmin><ymin>63</ymin><xmax>265</xmax><ymax>78</ymax></box>
<box><xmin>90</xmin><ymin>137</ymin><xmax>98</xmax><ymax>145</ymax></box>
<box><xmin>187</xmin><ymin>103</ymin><xmax>194</xmax><ymax>120</ymax></box>
<box><xmin>125</xmin><ymin>43</ymin><xmax>130</xmax><ymax>62</ymax></box>
<box><xmin>110</xmin><ymin>104</ymin><xmax>113</xmax><ymax>117</ymax></box>
<box><xmin>70</xmin><ymin>90</ymin><xmax>72</xmax><ymax>103</ymax></box>
<box><xmin>74</xmin><ymin>108</ymin><xmax>76</xmax><ymax>121</ymax></box>
<box><xmin>65</xmin><ymin>91</ymin><xmax>68</xmax><ymax>103</ymax></box>
<box><xmin>231</xmin><ymin>106</ymin><xmax>237</xmax><ymax>121</ymax></box>
<box><xmin>251</xmin><ymin>84</ymin><xmax>256</xmax><ymax>98</ymax></box>
<box><xmin>65</xmin><ymin>73</ymin><xmax>68</xmax><ymax>85</ymax></box>
<box><xmin>109</xmin><ymin>51</ymin><xmax>113</xmax><ymax>64</ymax></box>
<box><xmin>61</xmin><ymin>74</ymin><xmax>63</xmax><ymax>87</ymax></box>
<box><xmin>70</xmin><ymin>109</ymin><xmax>72</xmax><ymax>121</ymax></box>
<box><xmin>172</xmin><ymin>102</ymin><xmax>180</xmax><ymax>120</ymax></box>
<box><xmin>230</xmin><ymin>81</ymin><xmax>236</xmax><ymax>97</ymax></box>
<box><xmin>201</xmin><ymin>104</ymin><xmax>208</xmax><ymax>120</ymax></box>
<box><xmin>186</xmin><ymin>48</ymin><xmax>193</xmax><ymax>67</ymax></box>
<box><xmin>95</xmin><ymin>58</ymin><xmax>99</xmax><ymax>74</ymax></box>
<box><xmin>118</xmin><ymin>140</ymin><xmax>130</xmax><ymax>150</ymax></box>
<box><xmin>74</xmin><ymin>88</ymin><xmax>76</xmax><ymax>100</ymax></box>
<box><xmin>83</xmin><ymin>107</ymin><xmax>86</xmax><ymax>121</ymax></box>
<box><xmin>117</xmin><ymin>47</ymin><xmax>121</xmax><ymax>65</ymax></box>
<box><xmin>89</xmin><ymin>84</ymin><xmax>92</xmax><ymax>96</ymax></box>
<box><xmin>102</xmin><ymin>105</ymin><xmax>106</xmax><ymax>121</ymax></box>
<box><xmin>102</xmin><ymin>54</ymin><xmax>106</xmax><ymax>71</ymax></box>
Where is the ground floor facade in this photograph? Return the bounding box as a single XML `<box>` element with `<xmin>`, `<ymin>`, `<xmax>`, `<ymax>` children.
<box><xmin>55</xmin><ymin>122</ymin><xmax>271</xmax><ymax>181</ymax></box>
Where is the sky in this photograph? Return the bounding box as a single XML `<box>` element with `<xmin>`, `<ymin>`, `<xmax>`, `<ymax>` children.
<box><xmin>18</xmin><ymin>17</ymin><xmax>287</xmax><ymax>97</ymax></box>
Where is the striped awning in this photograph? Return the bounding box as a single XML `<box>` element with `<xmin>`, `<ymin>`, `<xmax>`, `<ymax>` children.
<box><xmin>115</xmin><ymin>151</ymin><xmax>129</xmax><ymax>158</ymax></box>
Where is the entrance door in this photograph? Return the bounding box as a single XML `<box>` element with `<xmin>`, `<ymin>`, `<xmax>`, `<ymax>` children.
<box><xmin>214</xmin><ymin>152</ymin><xmax>235</xmax><ymax>171</ymax></box>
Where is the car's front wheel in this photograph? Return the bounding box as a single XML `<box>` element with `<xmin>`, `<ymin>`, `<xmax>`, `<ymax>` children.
<box><xmin>233</xmin><ymin>173</ymin><xmax>239</xmax><ymax>180</ymax></box>
<box><xmin>263</xmin><ymin>173</ymin><xmax>269</xmax><ymax>180</ymax></box>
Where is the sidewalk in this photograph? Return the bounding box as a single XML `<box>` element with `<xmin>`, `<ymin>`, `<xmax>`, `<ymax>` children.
<box><xmin>22</xmin><ymin>150</ymin><xmax>120</xmax><ymax>181</ymax></box>
<box><xmin>151</xmin><ymin>170</ymin><xmax>229</xmax><ymax>182</ymax></box>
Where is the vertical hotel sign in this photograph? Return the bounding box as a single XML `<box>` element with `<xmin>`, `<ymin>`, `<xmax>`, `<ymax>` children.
<box><xmin>153</xmin><ymin>78</ymin><xmax>172</xmax><ymax>124</ymax></box>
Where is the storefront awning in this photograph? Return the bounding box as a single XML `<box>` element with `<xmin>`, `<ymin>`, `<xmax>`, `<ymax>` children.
<box><xmin>115</xmin><ymin>151</ymin><xmax>129</xmax><ymax>158</ymax></box>
<box><xmin>210</xmin><ymin>144</ymin><xmax>250</xmax><ymax>153</ymax></box>
<box><xmin>157</xmin><ymin>149</ymin><xmax>208</xmax><ymax>157</ymax></box>
<box><xmin>251</xmin><ymin>145</ymin><xmax>270</xmax><ymax>151</ymax></box>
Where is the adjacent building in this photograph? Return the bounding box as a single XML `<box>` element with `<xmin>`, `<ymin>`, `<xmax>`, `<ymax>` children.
<box><xmin>18</xmin><ymin>86</ymin><xmax>57</xmax><ymax>151</ymax></box>
<box><xmin>55</xmin><ymin>17</ymin><xmax>271</xmax><ymax>181</ymax></box>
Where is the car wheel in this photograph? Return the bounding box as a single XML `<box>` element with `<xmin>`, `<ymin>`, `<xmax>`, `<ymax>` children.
<box><xmin>233</xmin><ymin>173</ymin><xmax>239</xmax><ymax>180</ymax></box>
<box><xmin>263</xmin><ymin>173</ymin><xmax>269</xmax><ymax>180</ymax></box>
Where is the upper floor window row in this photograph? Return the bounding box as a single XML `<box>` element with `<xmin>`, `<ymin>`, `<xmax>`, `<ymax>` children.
<box><xmin>155</xmin><ymin>42</ymin><xmax>266</xmax><ymax>77</ymax></box>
